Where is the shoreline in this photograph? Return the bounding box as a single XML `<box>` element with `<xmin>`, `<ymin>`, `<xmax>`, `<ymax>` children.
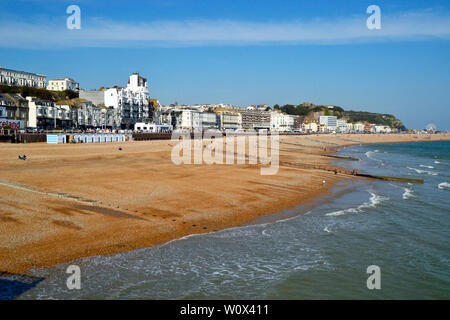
<box><xmin>0</xmin><ymin>133</ymin><xmax>449</xmax><ymax>274</ymax></box>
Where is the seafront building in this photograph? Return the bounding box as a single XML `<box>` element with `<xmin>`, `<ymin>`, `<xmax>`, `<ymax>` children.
<box><xmin>270</xmin><ymin>111</ymin><xmax>298</xmax><ymax>132</ymax></box>
<box><xmin>239</xmin><ymin>110</ymin><xmax>271</xmax><ymax>130</ymax></box>
<box><xmin>336</xmin><ymin>119</ymin><xmax>348</xmax><ymax>132</ymax></box>
<box><xmin>0</xmin><ymin>93</ymin><xmax>28</xmax><ymax>129</ymax></box>
<box><xmin>180</xmin><ymin>110</ymin><xmax>219</xmax><ymax>130</ymax></box>
<box><xmin>218</xmin><ymin>111</ymin><xmax>242</xmax><ymax>130</ymax></box>
<box><xmin>134</xmin><ymin>122</ymin><xmax>173</xmax><ymax>132</ymax></box>
<box><xmin>26</xmin><ymin>97</ymin><xmax>121</xmax><ymax>130</ymax></box>
<box><xmin>70</xmin><ymin>101</ymin><xmax>119</xmax><ymax>129</ymax></box>
<box><xmin>0</xmin><ymin>67</ymin><xmax>47</xmax><ymax>89</ymax></box>
<box><xmin>104</xmin><ymin>73</ymin><xmax>151</xmax><ymax>128</ymax></box>
<box><xmin>353</xmin><ymin>122</ymin><xmax>365</xmax><ymax>132</ymax></box>
<box><xmin>374</xmin><ymin>125</ymin><xmax>392</xmax><ymax>133</ymax></box>
<box><xmin>319</xmin><ymin>116</ymin><xmax>338</xmax><ymax>131</ymax></box>
<box><xmin>302</xmin><ymin>121</ymin><xmax>319</xmax><ymax>133</ymax></box>
<box><xmin>47</xmin><ymin>78</ymin><xmax>79</xmax><ymax>91</ymax></box>
<box><xmin>0</xmin><ymin>68</ymin><xmax>397</xmax><ymax>134</ymax></box>
<box><xmin>26</xmin><ymin>97</ymin><xmax>60</xmax><ymax>130</ymax></box>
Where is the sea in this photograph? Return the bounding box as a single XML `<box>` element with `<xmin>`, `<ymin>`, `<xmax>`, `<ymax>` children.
<box><xmin>4</xmin><ymin>140</ymin><xmax>450</xmax><ymax>299</ymax></box>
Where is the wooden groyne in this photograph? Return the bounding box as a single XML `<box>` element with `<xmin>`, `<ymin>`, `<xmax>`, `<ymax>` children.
<box><xmin>324</xmin><ymin>154</ymin><xmax>360</xmax><ymax>161</ymax></box>
<box><xmin>279</xmin><ymin>161</ymin><xmax>424</xmax><ymax>184</ymax></box>
<box><xmin>355</xmin><ymin>173</ymin><xmax>424</xmax><ymax>184</ymax></box>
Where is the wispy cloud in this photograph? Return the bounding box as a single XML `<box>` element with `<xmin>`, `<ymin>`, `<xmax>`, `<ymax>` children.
<box><xmin>1</xmin><ymin>9</ymin><xmax>449</xmax><ymax>48</ymax></box>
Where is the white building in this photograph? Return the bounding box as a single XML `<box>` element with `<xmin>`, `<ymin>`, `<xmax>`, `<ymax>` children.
<box><xmin>375</xmin><ymin>125</ymin><xmax>392</xmax><ymax>133</ymax></box>
<box><xmin>302</xmin><ymin>122</ymin><xmax>319</xmax><ymax>133</ymax></box>
<box><xmin>218</xmin><ymin>112</ymin><xmax>242</xmax><ymax>130</ymax></box>
<box><xmin>319</xmin><ymin>116</ymin><xmax>338</xmax><ymax>131</ymax></box>
<box><xmin>353</xmin><ymin>122</ymin><xmax>365</xmax><ymax>132</ymax></box>
<box><xmin>181</xmin><ymin>110</ymin><xmax>202</xmax><ymax>130</ymax></box>
<box><xmin>134</xmin><ymin>122</ymin><xmax>172</xmax><ymax>132</ymax></box>
<box><xmin>27</xmin><ymin>97</ymin><xmax>66</xmax><ymax>129</ymax></box>
<box><xmin>180</xmin><ymin>110</ymin><xmax>218</xmax><ymax>130</ymax></box>
<box><xmin>47</xmin><ymin>78</ymin><xmax>79</xmax><ymax>91</ymax></box>
<box><xmin>346</xmin><ymin>122</ymin><xmax>354</xmax><ymax>132</ymax></box>
<box><xmin>337</xmin><ymin>119</ymin><xmax>348</xmax><ymax>132</ymax></box>
<box><xmin>0</xmin><ymin>67</ymin><xmax>46</xmax><ymax>88</ymax></box>
<box><xmin>270</xmin><ymin>112</ymin><xmax>296</xmax><ymax>132</ymax></box>
<box><xmin>202</xmin><ymin>112</ymin><xmax>218</xmax><ymax>129</ymax></box>
<box><xmin>104</xmin><ymin>73</ymin><xmax>150</xmax><ymax>128</ymax></box>
<box><xmin>26</xmin><ymin>97</ymin><xmax>120</xmax><ymax>130</ymax></box>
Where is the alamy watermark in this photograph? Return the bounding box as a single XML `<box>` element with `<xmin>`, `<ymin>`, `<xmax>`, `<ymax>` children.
<box><xmin>367</xmin><ymin>5</ymin><xmax>382</xmax><ymax>30</ymax></box>
<box><xmin>65</xmin><ymin>4</ymin><xmax>381</xmax><ymax>32</ymax></box>
<box><xmin>170</xmin><ymin>130</ymin><xmax>279</xmax><ymax>175</ymax></box>
<box><xmin>366</xmin><ymin>265</ymin><xmax>381</xmax><ymax>290</ymax></box>
<box><xmin>66</xmin><ymin>5</ymin><xmax>81</xmax><ymax>30</ymax></box>
<box><xmin>66</xmin><ymin>264</ymin><xmax>81</xmax><ymax>290</ymax></box>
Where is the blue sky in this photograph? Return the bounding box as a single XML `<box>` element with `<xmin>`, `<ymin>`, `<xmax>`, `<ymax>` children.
<box><xmin>0</xmin><ymin>0</ymin><xmax>449</xmax><ymax>130</ymax></box>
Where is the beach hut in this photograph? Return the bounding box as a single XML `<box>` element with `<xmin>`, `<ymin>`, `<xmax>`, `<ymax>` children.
<box><xmin>46</xmin><ymin>134</ymin><xmax>65</xmax><ymax>144</ymax></box>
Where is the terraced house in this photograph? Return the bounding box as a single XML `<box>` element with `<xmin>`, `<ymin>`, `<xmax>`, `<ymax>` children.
<box><xmin>0</xmin><ymin>67</ymin><xmax>46</xmax><ymax>88</ymax></box>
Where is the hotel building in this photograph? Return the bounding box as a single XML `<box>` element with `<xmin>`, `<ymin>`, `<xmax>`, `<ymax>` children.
<box><xmin>104</xmin><ymin>73</ymin><xmax>151</xmax><ymax>128</ymax></box>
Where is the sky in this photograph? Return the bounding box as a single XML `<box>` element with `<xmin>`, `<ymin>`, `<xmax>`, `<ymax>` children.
<box><xmin>0</xmin><ymin>0</ymin><xmax>449</xmax><ymax>130</ymax></box>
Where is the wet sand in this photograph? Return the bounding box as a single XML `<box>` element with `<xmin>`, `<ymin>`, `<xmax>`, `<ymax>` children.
<box><xmin>0</xmin><ymin>133</ymin><xmax>448</xmax><ymax>273</ymax></box>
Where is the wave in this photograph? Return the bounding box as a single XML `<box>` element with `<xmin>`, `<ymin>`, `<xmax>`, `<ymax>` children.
<box><xmin>325</xmin><ymin>192</ymin><xmax>389</xmax><ymax>217</ymax></box>
<box><xmin>365</xmin><ymin>151</ymin><xmax>385</xmax><ymax>165</ymax></box>
<box><xmin>420</xmin><ymin>165</ymin><xmax>434</xmax><ymax>169</ymax></box>
<box><xmin>407</xmin><ymin>167</ymin><xmax>438</xmax><ymax>176</ymax></box>
<box><xmin>434</xmin><ymin>161</ymin><xmax>441</xmax><ymax>164</ymax></box>
<box><xmin>438</xmin><ymin>182</ymin><xmax>450</xmax><ymax>190</ymax></box>
<box><xmin>402</xmin><ymin>187</ymin><xmax>415</xmax><ymax>200</ymax></box>
<box><xmin>323</xmin><ymin>227</ymin><xmax>332</xmax><ymax>233</ymax></box>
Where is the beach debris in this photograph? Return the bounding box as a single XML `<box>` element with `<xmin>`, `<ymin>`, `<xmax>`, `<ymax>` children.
<box><xmin>118</xmin><ymin>147</ymin><xmax>123</xmax><ymax>151</ymax></box>
<box><xmin>18</xmin><ymin>155</ymin><xmax>27</xmax><ymax>161</ymax></box>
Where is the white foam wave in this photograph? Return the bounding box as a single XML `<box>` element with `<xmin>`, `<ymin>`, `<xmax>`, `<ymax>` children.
<box><xmin>420</xmin><ymin>165</ymin><xmax>434</xmax><ymax>169</ymax></box>
<box><xmin>402</xmin><ymin>187</ymin><xmax>415</xmax><ymax>200</ymax></box>
<box><xmin>365</xmin><ymin>151</ymin><xmax>383</xmax><ymax>163</ymax></box>
<box><xmin>323</xmin><ymin>227</ymin><xmax>332</xmax><ymax>233</ymax></box>
<box><xmin>434</xmin><ymin>161</ymin><xmax>441</xmax><ymax>164</ymax></box>
<box><xmin>325</xmin><ymin>192</ymin><xmax>389</xmax><ymax>217</ymax></box>
<box><xmin>438</xmin><ymin>182</ymin><xmax>450</xmax><ymax>190</ymax></box>
<box><xmin>407</xmin><ymin>167</ymin><xmax>438</xmax><ymax>176</ymax></box>
<box><xmin>262</xmin><ymin>229</ymin><xmax>271</xmax><ymax>237</ymax></box>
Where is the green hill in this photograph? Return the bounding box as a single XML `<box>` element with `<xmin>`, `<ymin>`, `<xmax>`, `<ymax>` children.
<box><xmin>274</xmin><ymin>103</ymin><xmax>405</xmax><ymax>129</ymax></box>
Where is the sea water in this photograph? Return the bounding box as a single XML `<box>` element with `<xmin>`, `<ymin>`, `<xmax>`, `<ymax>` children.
<box><xmin>13</xmin><ymin>141</ymin><xmax>450</xmax><ymax>299</ymax></box>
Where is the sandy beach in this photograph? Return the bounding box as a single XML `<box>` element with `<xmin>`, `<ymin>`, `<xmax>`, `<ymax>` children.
<box><xmin>0</xmin><ymin>133</ymin><xmax>448</xmax><ymax>274</ymax></box>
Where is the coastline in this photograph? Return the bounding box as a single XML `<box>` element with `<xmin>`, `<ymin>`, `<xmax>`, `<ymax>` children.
<box><xmin>0</xmin><ymin>133</ymin><xmax>449</xmax><ymax>274</ymax></box>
